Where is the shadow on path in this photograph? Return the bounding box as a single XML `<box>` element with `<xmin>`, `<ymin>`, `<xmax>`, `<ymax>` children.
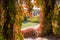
<box><xmin>24</xmin><ymin>36</ymin><xmax>60</xmax><ymax>40</ymax></box>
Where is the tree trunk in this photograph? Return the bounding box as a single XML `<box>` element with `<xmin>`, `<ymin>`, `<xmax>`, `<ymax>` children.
<box><xmin>39</xmin><ymin>0</ymin><xmax>56</xmax><ymax>36</ymax></box>
<box><xmin>1</xmin><ymin>0</ymin><xmax>24</xmax><ymax>40</ymax></box>
<box><xmin>2</xmin><ymin>0</ymin><xmax>16</xmax><ymax>40</ymax></box>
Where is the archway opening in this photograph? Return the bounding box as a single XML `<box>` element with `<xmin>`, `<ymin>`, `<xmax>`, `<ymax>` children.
<box><xmin>20</xmin><ymin>0</ymin><xmax>41</xmax><ymax>38</ymax></box>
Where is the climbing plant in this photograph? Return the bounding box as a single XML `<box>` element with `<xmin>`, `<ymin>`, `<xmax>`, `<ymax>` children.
<box><xmin>25</xmin><ymin>0</ymin><xmax>33</xmax><ymax>18</ymax></box>
<box><xmin>52</xmin><ymin>3</ymin><xmax>60</xmax><ymax>36</ymax></box>
<box><xmin>26</xmin><ymin>0</ymin><xmax>33</xmax><ymax>12</ymax></box>
<box><xmin>0</xmin><ymin>0</ymin><xmax>4</xmax><ymax>40</ymax></box>
<box><xmin>35</xmin><ymin>0</ymin><xmax>56</xmax><ymax>36</ymax></box>
<box><xmin>2</xmin><ymin>0</ymin><xmax>23</xmax><ymax>40</ymax></box>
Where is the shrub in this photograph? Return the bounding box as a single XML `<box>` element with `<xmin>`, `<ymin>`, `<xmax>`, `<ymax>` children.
<box><xmin>30</xmin><ymin>18</ymin><xmax>39</xmax><ymax>23</ymax></box>
<box><xmin>28</xmin><ymin>14</ymin><xmax>40</xmax><ymax>23</ymax></box>
<box><xmin>21</xmin><ymin>25</ymin><xmax>44</xmax><ymax>37</ymax></box>
<box><xmin>21</xmin><ymin>28</ymin><xmax>37</xmax><ymax>38</ymax></box>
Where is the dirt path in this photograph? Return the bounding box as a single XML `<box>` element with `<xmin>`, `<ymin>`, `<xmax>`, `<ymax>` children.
<box><xmin>24</xmin><ymin>37</ymin><xmax>60</xmax><ymax>40</ymax></box>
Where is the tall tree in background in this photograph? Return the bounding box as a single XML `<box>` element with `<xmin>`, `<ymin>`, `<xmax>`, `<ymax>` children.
<box><xmin>44</xmin><ymin>0</ymin><xmax>55</xmax><ymax>35</ymax></box>
<box><xmin>41</xmin><ymin>0</ymin><xmax>56</xmax><ymax>36</ymax></box>
<box><xmin>36</xmin><ymin>0</ymin><xmax>56</xmax><ymax>36</ymax></box>
<box><xmin>2</xmin><ymin>0</ymin><xmax>16</xmax><ymax>40</ymax></box>
<box><xmin>2</xmin><ymin>0</ymin><xmax>23</xmax><ymax>40</ymax></box>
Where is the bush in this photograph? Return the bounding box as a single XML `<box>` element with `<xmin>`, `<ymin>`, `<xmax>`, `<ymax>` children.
<box><xmin>21</xmin><ymin>28</ymin><xmax>37</xmax><ymax>38</ymax></box>
<box><xmin>30</xmin><ymin>18</ymin><xmax>39</xmax><ymax>23</ymax></box>
<box><xmin>28</xmin><ymin>14</ymin><xmax>40</xmax><ymax>23</ymax></box>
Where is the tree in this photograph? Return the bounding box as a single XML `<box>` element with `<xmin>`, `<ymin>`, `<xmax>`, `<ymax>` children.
<box><xmin>25</xmin><ymin>0</ymin><xmax>33</xmax><ymax>18</ymax></box>
<box><xmin>2</xmin><ymin>0</ymin><xmax>16</xmax><ymax>40</ymax></box>
<box><xmin>52</xmin><ymin>2</ymin><xmax>60</xmax><ymax>37</ymax></box>
<box><xmin>2</xmin><ymin>0</ymin><xmax>23</xmax><ymax>40</ymax></box>
<box><xmin>35</xmin><ymin>0</ymin><xmax>56</xmax><ymax>36</ymax></box>
<box><xmin>0</xmin><ymin>0</ymin><xmax>4</xmax><ymax>40</ymax></box>
<box><xmin>41</xmin><ymin>0</ymin><xmax>56</xmax><ymax>36</ymax></box>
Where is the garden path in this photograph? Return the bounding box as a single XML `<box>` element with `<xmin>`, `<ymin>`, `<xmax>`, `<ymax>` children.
<box><xmin>24</xmin><ymin>37</ymin><xmax>60</xmax><ymax>40</ymax></box>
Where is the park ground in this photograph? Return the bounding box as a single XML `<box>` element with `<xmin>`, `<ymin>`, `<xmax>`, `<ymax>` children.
<box><xmin>24</xmin><ymin>37</ymin><xmax>60</xmax><ymax>40</ymax></box>
<box><xmin>21</xmin><ymin>22</ymin><xmax>60</xmax><ymax>40</ymax></box>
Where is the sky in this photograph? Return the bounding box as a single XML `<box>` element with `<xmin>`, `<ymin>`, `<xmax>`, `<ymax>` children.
<box><xmin>31</xmin><ymin>0</ymin><xmax>34</xmax><ymax>3</ymax></box>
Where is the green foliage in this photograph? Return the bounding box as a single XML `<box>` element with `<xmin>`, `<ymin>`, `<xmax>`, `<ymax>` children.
<box><xmin>28</xmin><ymin>15</ymin><xmax>40</xmax><ymax>23</ymax></box>
<box><xmin>0</xmin><ymin>34</ymin><xmax>4</xmax><ymax>40</ymax></box>
<box><xmin>15</xmin><ymin>33</ymin><xmax>23</xmax><ymax>40</ymax></box>
<box><xmin>3</xmin><ymin>0</ymin><xmax>23</xmax><ymax>40</ymax></box>
<box><xmin>36</xmin><ymin>0</ymin><xmax>43</xmax><ymax>7</ymax></box>
<box><xmin>53</xmin><ymin>26</ymin><xmax>60</xmax><ymax>36</ymax></box>
<box><xmin>39</xmin><ymin>0</ymin><xmax>56</xmax><ymax>36</ymax></box>
<box><xmin>26</xmin><ymin>0</ymin><xmax>33</xmax><ymax>12</ymax></box>
<box><xmin>19</xmin><ymin>34</ymin><xmax>24</xmax><ymax>40</ymax></box>
<box><xmin>53</xmin><ymin>8</ymin><xmax>60</xmax><ymax>36</ymax></box>
<box><xmin>0</xmin><ymin>25</ymin><xmax>4</xmax><ymax>40</ymax></box>
<box><xmin>10</xmin><ymin>17</ymin><xmax>15</xmax><ymax>24</ymax></box>
<box><xmin>30</xmin><ymin>19</ymin><xmax>39</xmax><ymax>23</ymax></box>
<box><xmin>0</xmin><ymin>25</ymin><xmax>2</xmax><ymax>31</ymax></box>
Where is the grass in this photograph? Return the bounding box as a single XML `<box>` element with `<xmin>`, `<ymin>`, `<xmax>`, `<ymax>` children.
<box><xmin>22</xmin><ymin>21</ymin><xmax>39</xmax><ymax>29</ymax></box>
<box><xmin>22</xmin><ymin>15</ymin><xmax>40</xmax><ymax>29</ymax></box>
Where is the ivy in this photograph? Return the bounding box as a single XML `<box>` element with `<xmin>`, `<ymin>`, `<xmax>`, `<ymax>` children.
<box><xmin>26</xmin><ymin>0</ymin><xmax>33</xmax><ymax>12</ymax></box>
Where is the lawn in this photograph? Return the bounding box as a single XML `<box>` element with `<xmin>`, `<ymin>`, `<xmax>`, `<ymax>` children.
<box><xmin>22</xmin><ymin>21</ymin><xmax>39</xmax><ymax>29</ymax></box>
<box><xmin>22</xmin><ymin>14</ymin><xmax>40</xmax><ymax>29</ymax></box>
